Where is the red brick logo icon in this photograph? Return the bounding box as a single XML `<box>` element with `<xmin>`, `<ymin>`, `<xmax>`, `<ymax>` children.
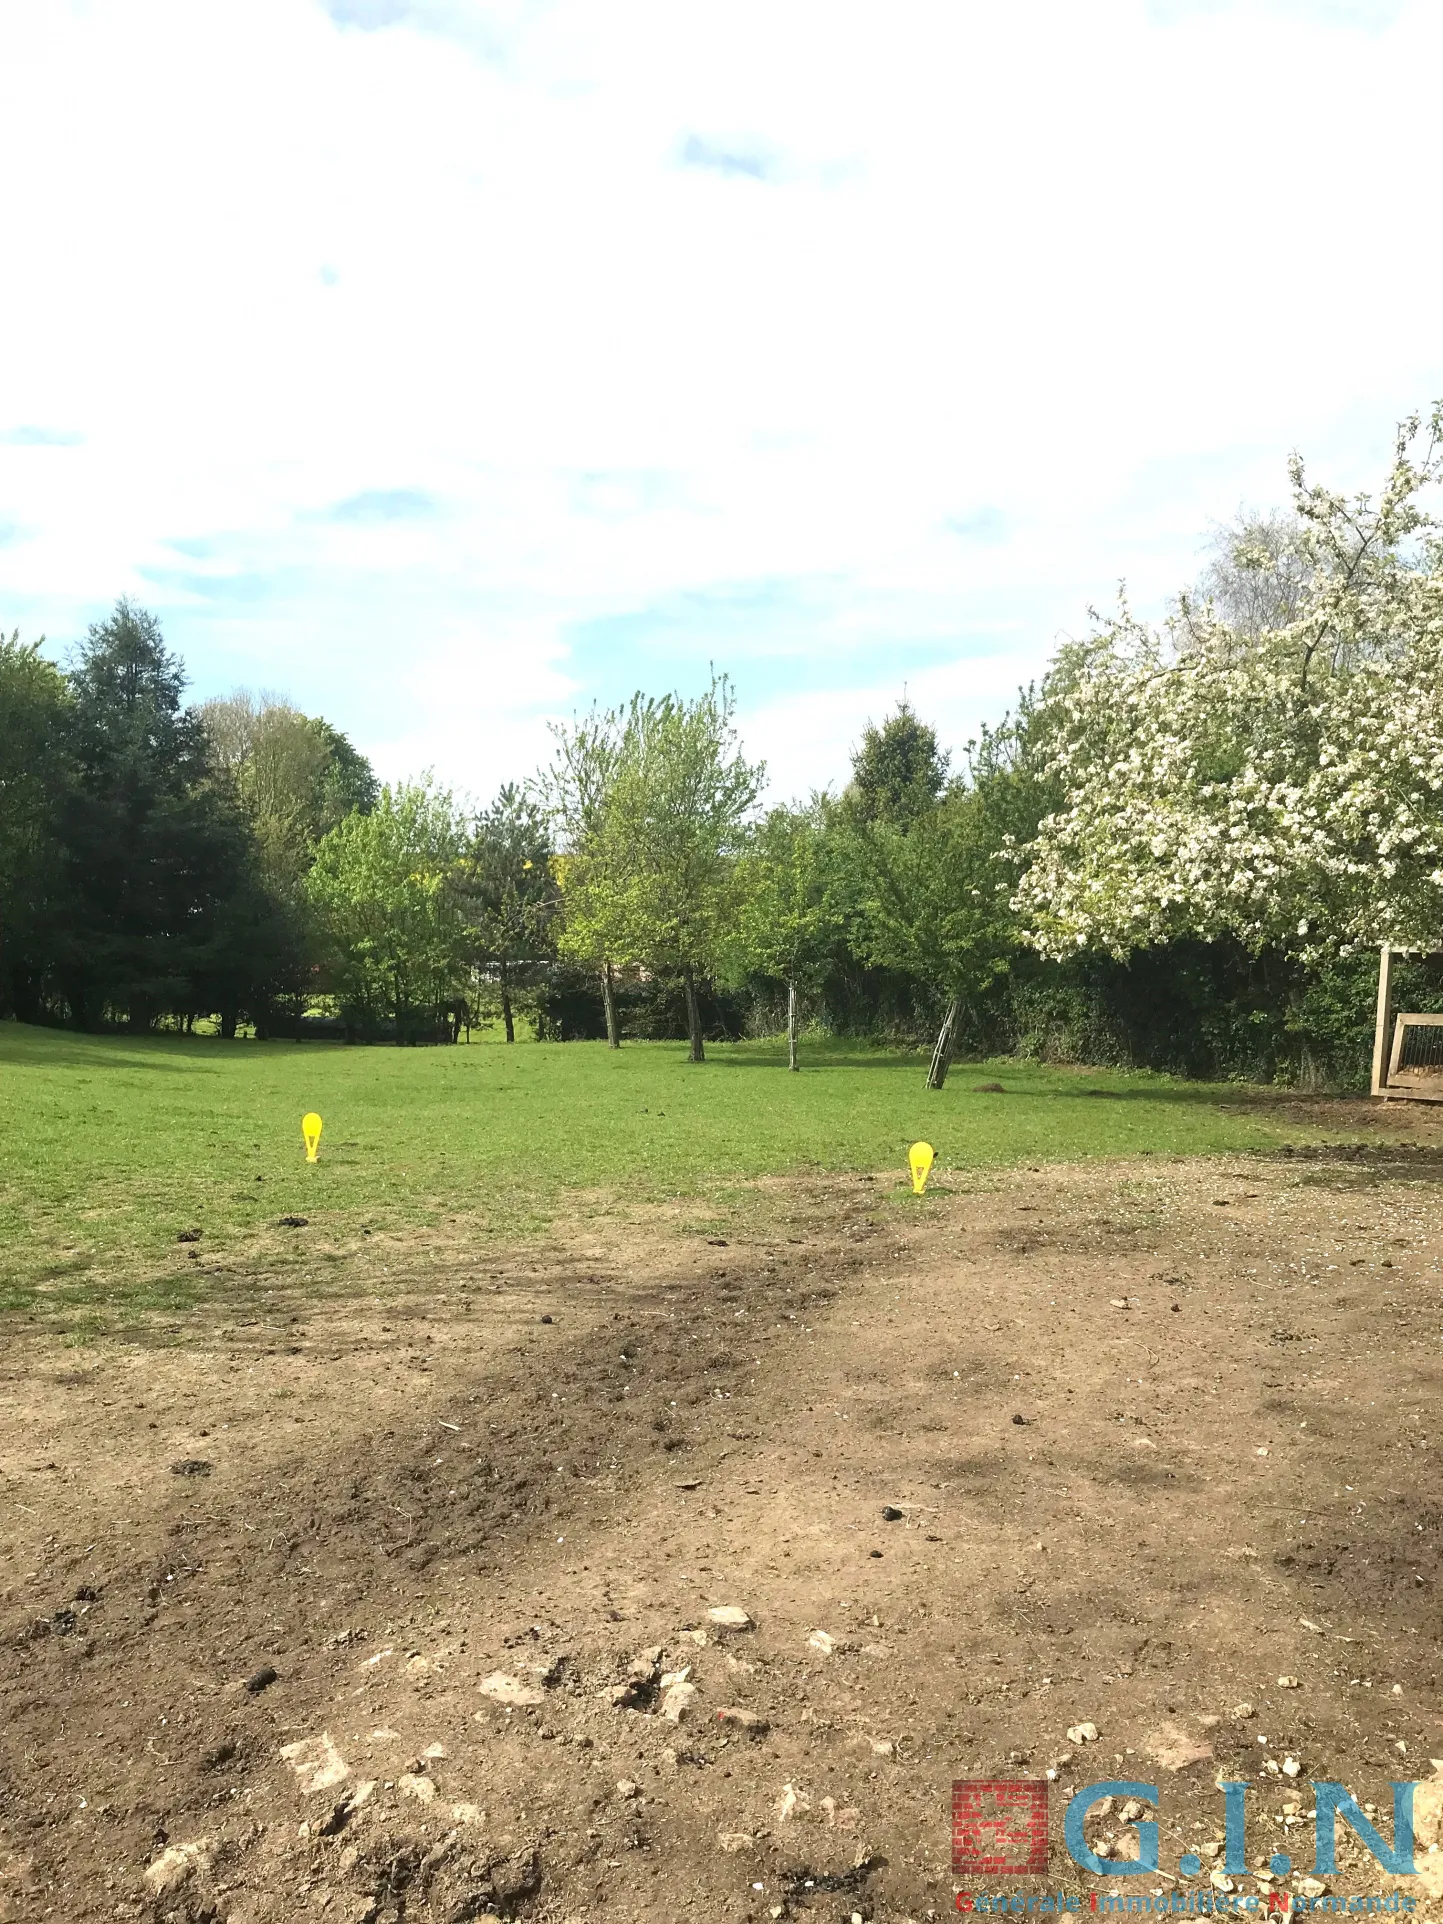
<box><xmin>951</xmin><ymin>1779</ymin><xmax>1049</xmax><ymax>1876</ymax></box>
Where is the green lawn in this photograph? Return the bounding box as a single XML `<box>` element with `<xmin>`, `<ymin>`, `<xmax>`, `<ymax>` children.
<box><xmin>0</xmin><ymin>1022</ymin><xmax>1331</xmax><ymax>1320</ymax></box>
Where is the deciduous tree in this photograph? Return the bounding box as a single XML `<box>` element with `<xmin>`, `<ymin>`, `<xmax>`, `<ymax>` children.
<box><xmin>0</xmin><ymin>633</ymin><xmax>75</xmax><ymax>1021</ymax></box>
<box><xmin>543</xmin><ymin>704</ymin><xmax>629</xmax><ymax>1046</ymax></box>
<box><xmin>731</xmin><ymin>803</ymin><xmax>841</xmax><ymax>1070</ymax></box>
<box><xmin>457</xmin><ymin>783</ymin><xmax>556</xmax><ymax>1042</ymax></box>
<box><xmin>601</xmin><ymin>678</ymin><xmax>764</xmax><ymax>1063</ymax></box>
<box><xmin>1018</xmin><ymin>404</ymin><xmax>1443</xmax><ymax>964</ymax></box>
<box><xmin>306</xmin><ymin>778</ymin><xmax>466</xmax><ymax>1040</ymax></box>
<box><xmin>844</xmin><ymin>784</ymin><xmax>1016</xmax><ymax>1087</ymax></box>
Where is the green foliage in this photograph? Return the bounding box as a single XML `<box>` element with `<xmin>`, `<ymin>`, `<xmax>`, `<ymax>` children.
<box><xmin>551</xmin><ymin>677</ymin><xmax>763</xmax><ymax>1058</ymax></box>
<box><xmin>607</xmin><ymin>679</ymin><xmax>763</xmax><ymax>1059</ymax></box>
<box><xmin>306</xmin><ymin>779</ymin><xmax>467</xmax><ymax>1037</ymax></box>
<box><xmin>457</xmin><ymin>784</ymin><xmax>556</xmax><ymax>1040</ymax></box>
<box><xmin>200</xmin><ymin>691</ymin><xmax>377</xmax><ymax>899</ymax></box>
<box><xmin>726</xmin><ymin>802</ymin><xmax>845</xmax><ymax>1065</ymax></box>
<box><xmin>843</xmin><ymin>700</ymin><xmax>948</xmax><ymax>827</ymax></box>
<box><xmin>544</xmin><ymin>701</ymin><xmax>630</xmax><ymax>1003</ymax></box>
<box><xmin>604</xmin><ymin>682</ymin><xmax>762</xmax><ymax>970</ymax></box>
<box><xmin>730</xmin><ymin>803</ymin><xmax>841</xmax><ymax>987</ymax></box>
<box><xmin>60</xmin><ymin>601</ymin><xmax>291</xmax><ymax>1031</ymax></box>
<box><xmin>311</xmin><ymin>716</ymin><xmax>380</xmax><ymax>823</ymax></box>
<box><xmin>0</xmin><ymin>633</ymin><xmax>75</xmax><ymax>1022</ymax></box>
<box><xmin>843</xmin><ymin>786</ymin><xmax>1016</xmax><ymax>1002</ymax></box>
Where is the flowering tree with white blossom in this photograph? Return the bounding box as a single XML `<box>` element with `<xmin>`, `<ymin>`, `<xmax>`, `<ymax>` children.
<box><xmin>1017</xmin><ymin>405</ymin><xmax>1443</xmax><ymax>963</ymax></box>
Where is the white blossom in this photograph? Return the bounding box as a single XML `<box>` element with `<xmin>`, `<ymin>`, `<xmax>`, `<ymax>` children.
<box><xmin>1017</xmin><ymin>405</ymin><xmax>1443</xmax><ymax>962</ymax></box>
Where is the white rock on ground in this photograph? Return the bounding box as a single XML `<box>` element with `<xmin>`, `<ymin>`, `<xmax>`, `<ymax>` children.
<box><xmin>279</xmin><ymin>1734</ymin><xmax>349</xmax><ymax>1795</ymax></box>
<box><xmin>143</xmin><ymin>1838</ymin><xmax>217</xmax><ymax>1896</ymax></box>
<box><xmin>478</xmin><ymin>1671</ymin><xmax>545</xmax><ymax>1707</ymax></box>
<box><xmin>661</xmin><ymin>1680</ymin><xmax>699</xmax><ymax>1722</ymax></box>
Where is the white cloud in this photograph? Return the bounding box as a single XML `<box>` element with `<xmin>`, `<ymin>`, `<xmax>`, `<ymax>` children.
<box><xmin>1</xmin><ymin>0</ymin><xmax>1440</xmax><ymax>798</ymax></box>
<box><xmin>744</xmin><ymin>651</ymin><xmax>1046</xmax><ymax>804</ymax></box>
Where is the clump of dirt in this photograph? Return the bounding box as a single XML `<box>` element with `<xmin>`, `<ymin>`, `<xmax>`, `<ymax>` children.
<box><xmin>2</xmin><ymin>1156</ymin><xmax>1442</xmax><ymax>1920</ymax></box>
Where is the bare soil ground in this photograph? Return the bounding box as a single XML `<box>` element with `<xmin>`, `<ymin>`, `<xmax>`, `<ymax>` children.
<box><xmin>6</xmin><ymin>1116</ymin><xmax>1443</xmax><ymax>1923</ymax></box>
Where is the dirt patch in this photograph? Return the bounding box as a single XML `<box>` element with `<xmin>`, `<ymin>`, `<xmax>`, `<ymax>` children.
<box><xmin>2</xmin><ymin>1154</ymin><xmax>1443</xmax><ymax>1921</ymax></box>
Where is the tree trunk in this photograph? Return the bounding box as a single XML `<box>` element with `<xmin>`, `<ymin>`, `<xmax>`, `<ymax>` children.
<box><xmin>787</xmin><ymin>979</ymin><xmax>798</xmax><ymax>1072</ymax></box>
<box><xmin>683</xmin><ymin>966</ymin><xmax>705</xmax><ymax>1063</ymax></box>
<box><xmin>926</xmin><ymin>996</ymin><xmax>961</xmax><ymax>1090</ymax></box>
<box><xmin>601</xmin><ymin>962</ymin><xmax>620</xmax><ymax>1049</ymax></box>
<box><xmin>500</xmin><ymin>961</ymin><xmax>515</xmax><ymax>1044</ymax></box>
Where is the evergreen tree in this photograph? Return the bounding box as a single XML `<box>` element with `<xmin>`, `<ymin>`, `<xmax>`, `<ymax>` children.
<box><xmin>60</xmin><ymin>600</ymin><xmax>288</xmax><ymax>1029</ymax></box>
<box><xmin>843</xmin><ymin>700</ymin><xmax>948</xmax><ymax>827</ymax></box>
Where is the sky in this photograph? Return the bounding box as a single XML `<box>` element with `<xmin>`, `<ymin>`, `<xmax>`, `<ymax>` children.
<box><xmin>2</xmin><ymin>0</ymin><xmax>1442</xmax><ymax>804</ymax></box>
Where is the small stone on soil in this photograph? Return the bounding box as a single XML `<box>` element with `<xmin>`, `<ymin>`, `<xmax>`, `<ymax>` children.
<box><xmin>661</xmin><ymin>1679</ymin><xmax>698</xmax><ymax>1722</ymax></box>
<box><xmin>278</xmin><ymin>1732</ymin><xmax>349</xmax><ymax>1794</ymax></box>
<box><xmin>479</xmin><ymin>1671</ymin><xmax>545</xmax><ymax>1707</ymax></box>
<box><xmin>707</xmin><ymin>1606</ymin><xmax>753</xmax><ymax>1631</ymax></box>
<box><xmin>170</xmin><ymin>1458</ymin><xmax>212</xmax><ymax>1477</ymax></box>
<box><xmin>143</xmin><ymin>1837</ymin><xmax>217</xmax><ymax>1896</ymax></box>
<box><xmin>716</xmin><ymin>1706</ymin><xmax>769</xmax><ymax>1734</ymax></box>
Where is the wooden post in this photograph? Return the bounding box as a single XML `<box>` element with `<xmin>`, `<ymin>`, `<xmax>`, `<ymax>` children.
<box><xmin>601</xmin><ymin>962</ymin><xmax>620</xmax><ymax>1049</ymax></box>
<box><xmin>926</xmin><ymin>997</ymin><xmax>960</xmax><ymax>1090</ymax></box>
<box><xmin>1372</xmin><ymin>944</ymin><xmax>1395</xmax><ymax>1098</ymax></box>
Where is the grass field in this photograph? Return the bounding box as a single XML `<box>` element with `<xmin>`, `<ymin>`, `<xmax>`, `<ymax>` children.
<box><xmin>0</xmin><ymin>1021</ymin><xmax>1336</xmax><ymax>1320</ymax></box>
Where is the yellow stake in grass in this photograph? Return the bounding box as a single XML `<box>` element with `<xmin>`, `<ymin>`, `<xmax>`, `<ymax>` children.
<box><xmin>908</xmin><ymin>1140</ymin><xmax>935</xmax><ymax>1195</ymax></box>
<box><xmin>302</xmin><ymin>1112</ymin><xmax>323</xmax><ymax>1163</ymax></box>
